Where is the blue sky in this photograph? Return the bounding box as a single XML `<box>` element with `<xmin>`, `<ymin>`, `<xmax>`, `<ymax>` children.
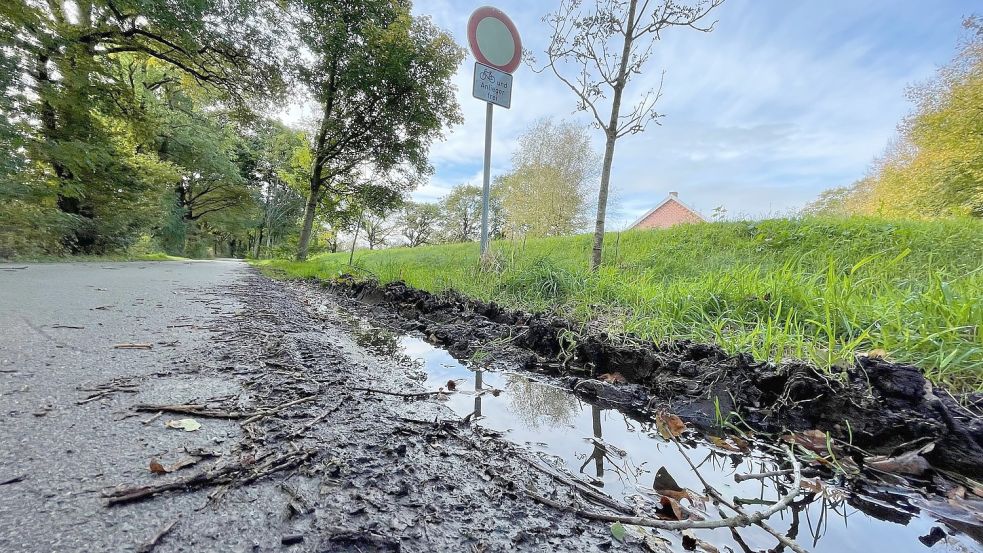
<box><xmin>404</xmin><ymin>0</ymin><xmax>976</xmax><ymax>228</ymax></box>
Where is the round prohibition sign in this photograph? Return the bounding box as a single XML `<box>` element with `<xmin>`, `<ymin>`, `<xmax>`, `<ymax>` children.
<box><xmin>467</xmin><ymin>6</ymin><xmax>522</xmax><ymax>74</ymax></box>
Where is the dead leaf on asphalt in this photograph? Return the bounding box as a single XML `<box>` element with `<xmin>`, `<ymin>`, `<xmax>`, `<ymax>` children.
<box><xmin>164</xmin><ymin>418</ymin><xmax>201</xmax><ymax>432</ymax></box>
<box><xmin>150</xmin><ymin>456</ymin><xmax>202</xmax><ymax>475</ymax></box>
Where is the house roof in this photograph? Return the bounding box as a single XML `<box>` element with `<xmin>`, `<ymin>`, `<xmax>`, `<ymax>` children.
<box><xmin>629</xmin><ymin>194</ymin><xmax>707</xmax><ymax>229</ymax></box>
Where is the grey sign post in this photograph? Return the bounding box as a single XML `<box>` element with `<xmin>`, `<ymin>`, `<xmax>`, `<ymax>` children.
<box><xmin>467</xmin><ymin>6</ymin><xmax>521</xmax><ymax>259</ymax></box>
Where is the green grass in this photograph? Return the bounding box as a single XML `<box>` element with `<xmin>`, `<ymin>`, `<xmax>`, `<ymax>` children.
<box><xmin>2</xmin><ymin>252</ymin><xmax>188</xmax><ymax>263</ymax></box>
<box><xmin>256</xmin><ymin>217</ymin><xmax>983</xmax><ymax>392</ymax></box>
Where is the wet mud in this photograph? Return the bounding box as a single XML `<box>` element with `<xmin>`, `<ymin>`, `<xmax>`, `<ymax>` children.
<box><xmin>319</xmin><ymin>277</ymin><xmax>983</xmax><ymax>480</ymax></box>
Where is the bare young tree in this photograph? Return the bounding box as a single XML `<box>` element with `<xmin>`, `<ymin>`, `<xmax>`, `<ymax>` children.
<box><xmin>536</xmin><ymin>0</ymin><xmax>725</xmax><ymax>270</ymax></box>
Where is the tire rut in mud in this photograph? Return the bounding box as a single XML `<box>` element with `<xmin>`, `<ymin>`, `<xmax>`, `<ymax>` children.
<box><xmin>319</xmin><ymin>277</ymin><xmax>983</xmax><ymax>478</ymax></box>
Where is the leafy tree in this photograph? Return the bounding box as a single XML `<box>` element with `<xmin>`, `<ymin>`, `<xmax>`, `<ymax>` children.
<box><xmin>291</xmin><ymin>0</ymin><xmax>464</xmax><ymax>260</ymax></box>
<box><xmin>498</xmin><ymin>119</ymin><xmax>599</xmax><ymax>237</ymax></box>
<box><xmin>441</xmin><ymin>184</ymin><xmax>482</xmax><ymax>243</ymax></box>
<box><xmin>401</xmin><ymin>201</ymin><xmax>441</xmax><ymax>247</ymax></box>
<box><xmin>0</xmin><ymin>0</ymin><xmax>285</xmax><ymax>252</ymax></box>
<box><xmin>536</xmin><ymin>0</ymin><xmax>725</xmax><ymax>269</ymax></box>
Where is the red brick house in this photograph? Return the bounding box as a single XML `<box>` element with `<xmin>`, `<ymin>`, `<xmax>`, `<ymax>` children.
<box><xmin>629</xmin><ymin>192</ymin><xmax>706</xmax><ymax>230</ymax></box>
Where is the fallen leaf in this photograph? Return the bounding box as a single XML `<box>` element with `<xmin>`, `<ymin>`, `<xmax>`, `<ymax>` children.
<box><xmin>866</xmin><ymin>444</ymin><xmax>934</xmax><ymax>476</ymax></box>
<box><xmin>653</xmin><ymin>466</ymin><xmax>683</xmax><ymax>493</ymax></box>
<box><xmin>610</xmin><ymin>521</ymin><xmax>627</xmax><ymax>542</ymax></box>
<box><xmin>800</xmin><ymin>478</ymin><xmax>824</xmax><ymax>494</ymax></box>
<box><xmin>947</xmin><ymin>486</ymin><xmax>966</xmax><ymax>501</ymax></box>
<box><xmin>730</xmin><ymin>436</ymin><xmax>751</xmax><ymax>451</ymax></box>
<box><xmin>866</xmin><ymin>348</ymin><xmax>889</xmax><ymax>360</ymax></box>
<box><xmin>681</xmin><ymin>529</ymin><xmax>718</xmax><ymax>553</ymax></box>
<box><xmin>164</xmin><ymin>418</ymin><xmax>201</xmax><ymax>432</ymax></box>
<box><xmin>708</xmin><ymin>436</ymin><xmax>743</xmax><ymax>452</ymax></box>
<box><xmin>784</xmin><ymin>429</ymin><xmax>828</xmax><ymax>454</ymax></box>
<box><xmin>655</xmin><ymin>412</ymin><xmax>687</xmax><ymax>440</ymax></box>
<box><xmin>660</xmin><ymin>496</ymin><xmax>684</xmax><ymax>520</ymax></box>
<box><xmin>598</xmin><ymin>372</ymin><xmax>627</xmax><ymax>384</ymax></box>
<box><xmin>149</xmin><ymin>459</ymin><xmax>168</xmax><ymax>474</ymax></box>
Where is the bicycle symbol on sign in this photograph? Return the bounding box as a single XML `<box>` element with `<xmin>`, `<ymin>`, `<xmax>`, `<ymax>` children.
<box><xmin>479</xmin><ymin>68</ymin><xmax>495</xmax><ymax>82</ymax></box>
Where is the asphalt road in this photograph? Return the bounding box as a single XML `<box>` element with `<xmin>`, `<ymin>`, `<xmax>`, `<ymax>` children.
<box><xmin>0</xmin><ymin>260</ymin><xmax>255</xmax><ymax>551</ymax></box>
<box><xmin>0</xmin><ymin>260</ymin><xmax>617</xmax><ymax>553</ymax></box>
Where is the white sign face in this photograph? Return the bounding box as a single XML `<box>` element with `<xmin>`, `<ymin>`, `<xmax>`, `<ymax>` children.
<box><xmin>472</xmin><ymin>62</ymin><xmax>512</xmax><ymax>109</ymax></box>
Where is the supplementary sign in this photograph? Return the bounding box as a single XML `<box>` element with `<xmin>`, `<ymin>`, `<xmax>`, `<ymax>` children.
<box><xmin>472</xmin><ymin>62</ymin><xmax>512</xmax><ymax>109</ymax></box>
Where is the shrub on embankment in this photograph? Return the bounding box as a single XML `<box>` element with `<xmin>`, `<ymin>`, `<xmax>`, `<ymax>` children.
<box><xmin>257</xmin><ymin>217</ymin><xmax>983</xmax><ymax>392</ymax></box>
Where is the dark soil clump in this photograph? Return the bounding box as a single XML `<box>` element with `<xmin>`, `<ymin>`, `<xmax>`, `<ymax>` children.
<box><xmin>323</xmin><ymin>277</ymin><xmax>983</xmax><ymax>478</ymax></box>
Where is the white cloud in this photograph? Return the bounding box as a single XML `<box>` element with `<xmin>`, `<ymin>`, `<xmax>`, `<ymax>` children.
<box><xmin>283</xmin><ymin>0</ymin><xmax>970</xmax><ymax>228</ymax></box>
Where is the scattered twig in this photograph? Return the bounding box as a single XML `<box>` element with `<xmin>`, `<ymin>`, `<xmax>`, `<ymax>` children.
<box><xmin>136</xmin><ymin>517</ymin><xmax>180</xmax><ymax>553</ymax></box>
<box><xmin>0</xmin><ymin>475</ymin><xmax>25</xmax><ymax>485</ymax></box>
<box><xmin>113</xmin><ymin>343</ymin><xmax>154</xmax><ymax>349</ymax></box>
<box><xmin>351</xmin><ymin>386</ymin><xmax>442</xmax><ymax>399</ymax></box>
<box><xmin>133</xmin><ymin>403</ymin><xmax>250</xmax><ymax>419</ymax></box>
<box><xmin>526</xmin><ymin>445</ymin><xmax>803</xmax><ymax>533</ymax></box>
<box><xmin>104</xmin><ymin>449</ymin><xmax>314</xmax><ymax>506</ymax></box>
<box><xmin>0</xmin><ymin>266</ymin><xmax>28</xmax><ymax>270</ymax></box>
<box><xmin>676</xmin><ymin>442</ymin><xmax>809</xmax><ymax>553</ymax></box>
<box><xmin>241</xmin><ymin>395</ymin><xmax>318</xmax><ymax>425</ymax></box>
<box><xmin>292</xmin><ymin>400</ymin><xmax>345</xmax><ymax>437</ymax></box>
<box><xmin>142</xmin><ymin>411</ymin><xmax>164</xmax><ymax>425</ymax></box>
<box><xmin>51</xmin><ymin>324</ymin><xmax>85</xmax><ymax>330</ymax></box>
<box><xmin>528</xmin><ymin>461</ymin><xmax>633</xmax><ymax>515</ymax></box>
<box><xmin>734</xmin><ymin>468</ymin><xmax>796</xmax><ymax>482</ymax></box>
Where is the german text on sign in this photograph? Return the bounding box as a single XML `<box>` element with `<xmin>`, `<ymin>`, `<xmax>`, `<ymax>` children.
<box><xmin>472</xmin><ymin>62</ymin><xmax>512</xmax><ymax>109</ymax></box>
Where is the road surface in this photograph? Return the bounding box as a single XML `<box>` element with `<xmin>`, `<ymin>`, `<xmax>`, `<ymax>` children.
<box><xmin>0</xmin><ymin>260</ymin><xmax>619</xmax><ymax>552</ymax></box>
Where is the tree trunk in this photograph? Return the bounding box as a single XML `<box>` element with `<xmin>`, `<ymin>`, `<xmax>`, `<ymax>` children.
<box><xmin>253</xmin><ymin>226</ymin><xmax>263</xmax><ymax>258</ymax></box>
<box><xmin>591</xmin><ymin>132</ymin><xmax>618</xmax><ymax>270</ymax></box>
<box><xmin>348</xmin><ymin>209</ymin><xmax>364</xmax><ymax>266</ymax></box>
<box><xmin>296</xmin><ymin>183</ymin><xmax>320</xmax><ymax>261</ymax></box>
<box><xmin>590</xmin><ymin>0</ymin><xmax>638</xmax><ymax>271</ymax></box>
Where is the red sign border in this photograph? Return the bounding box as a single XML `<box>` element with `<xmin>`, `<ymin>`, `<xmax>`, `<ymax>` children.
<box><xmin>467</xmin><ymin>6</ymin><xmax>522</xmax><ymax>74</ymax></box>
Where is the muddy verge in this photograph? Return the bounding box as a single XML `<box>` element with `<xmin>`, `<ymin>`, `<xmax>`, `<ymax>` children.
<box><xmin>318</xmin><ymin>276</ymin><xmax>983</xmax><ymax>478</ymax></box>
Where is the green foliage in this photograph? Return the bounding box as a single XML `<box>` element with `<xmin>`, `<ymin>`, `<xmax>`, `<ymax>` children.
<box><xmin>259</xmin><ymin>217</ymin><xmax>983</xmax><ymax>392</ymax></box>
<box><xmin>498</xmin><ymin>119</ymin><xmax>599</xmax><ymax>238</ymax></box>
<box><xmin>291</xmin><ymin>0</ymin><xmax>464</xmax><ymax>259</ymax></box>
<box><xmin>440</xmin><ymin>185</ymin><xmax>483</xmax><ymax>242</ymax></box>
<box><xmin>401</xmin><ymin>201</ymin><xmax>442</xmax><ymax>247</ymax></box>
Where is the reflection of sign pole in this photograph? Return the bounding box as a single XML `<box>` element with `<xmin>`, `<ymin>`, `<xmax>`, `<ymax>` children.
<box><xmin>468</xmin><ymin>6</ymin><xmax>521</xmax><ymax>258</ymax></box>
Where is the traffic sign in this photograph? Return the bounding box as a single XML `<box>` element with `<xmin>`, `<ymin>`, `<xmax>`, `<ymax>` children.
<box><xmin>468</xmin><ymin>6</ymin><xmax>521</xmax><ymax>260</ymax></box>
<box><xmin>472</xmin><ymin>62</ymin><xmax>512</xmax><ymax>109</ymax></box>
<box><xmin>467</xmin><ymin>6</ymin><xmax>522</xmax><ymax>74</ymax></box>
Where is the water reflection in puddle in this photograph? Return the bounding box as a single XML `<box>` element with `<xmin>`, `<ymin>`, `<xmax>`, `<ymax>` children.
<box><xmin>344</xmin><ymin>312</ymin><xmax>982</xmax><ymax>552</ymax></box>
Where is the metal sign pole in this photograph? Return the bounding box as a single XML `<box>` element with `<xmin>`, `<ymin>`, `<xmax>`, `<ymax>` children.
<box><xmin>479</xmin><ymin>101</ymin><xmax>493</xmax><ymax>257</ymax></box>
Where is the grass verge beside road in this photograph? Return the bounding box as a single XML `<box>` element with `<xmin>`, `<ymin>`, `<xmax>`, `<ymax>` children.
<box><xmin>256</xmin><ymin>217</ymin><xmax>983</xmax><ymax>392</ymax></box>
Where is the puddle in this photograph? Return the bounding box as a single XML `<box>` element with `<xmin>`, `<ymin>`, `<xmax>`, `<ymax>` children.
<box><xmin>342</xmin><ymin>311</ymin><xmax>983</xmax><ymax>552</ymax></box>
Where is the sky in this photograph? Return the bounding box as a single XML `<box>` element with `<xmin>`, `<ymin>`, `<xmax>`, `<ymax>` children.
<box><xmin>285</xmin><ymin>0</ymin><xmax>977</xmax><ymax>228</ymax></box>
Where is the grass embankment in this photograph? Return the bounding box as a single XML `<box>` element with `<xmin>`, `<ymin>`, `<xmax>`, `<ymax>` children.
<box><xmin>257</xmin><ymin>218</ymin><xmax>983</xmax><ymax>392</ymax></box>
